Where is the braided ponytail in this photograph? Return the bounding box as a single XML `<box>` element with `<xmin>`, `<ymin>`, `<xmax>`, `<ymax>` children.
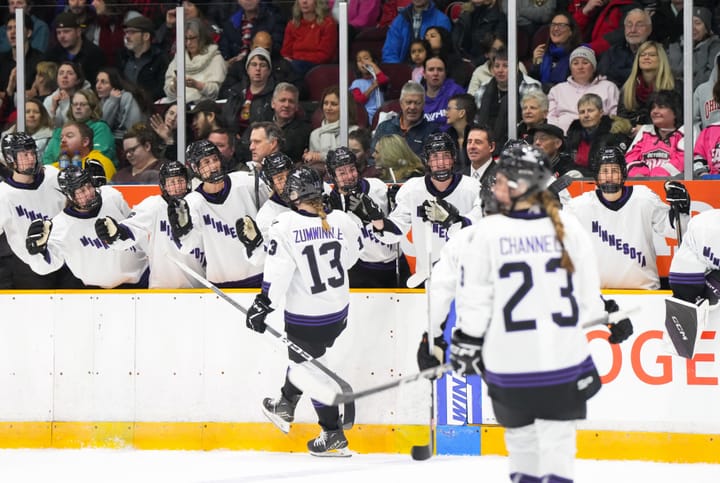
<box><xmin>308</xmin><ymin>199</ymin><xmax>331</xmax><ymax>232</ymax></box>
<box><xmin>539</xmin><ymin>191</ymin><xmax>575</xmax><ymax>274</ymax></box>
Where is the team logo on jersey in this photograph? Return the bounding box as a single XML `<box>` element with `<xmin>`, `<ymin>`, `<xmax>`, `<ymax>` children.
<box><xmin>202</xmin><ymin>214</ymin><xmax>238</xmax><ymax>238</ymax></box>
<box><xmin>591</xmin><ymin>221</ymin><xmax>647</xmax><ymax>267</ymax></box>
<box><xmin>703</xmin><ymin>246</ymin><xmax>720</xmax><ymax>268</ymax></box>
<box><xmin>14</xmin><ymin>204</ymin><xmax>50</xmax><ymax>222</ymax></box>
<box><xmin>80</xmin><ymin>235</ymin><xmax>138</xmax><ymax>251</ymax></box>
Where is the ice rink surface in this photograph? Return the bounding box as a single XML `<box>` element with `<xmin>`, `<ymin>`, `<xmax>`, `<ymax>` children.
<box><xmin>0</xmin><ymin>450</ymin><xmax>718</xmax><ymax>483</ymax></box>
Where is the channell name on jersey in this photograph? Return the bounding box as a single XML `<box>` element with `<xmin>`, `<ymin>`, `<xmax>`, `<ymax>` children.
<box><xmin>499</xmin><ymin>234</ymin><xmax>562</xmax><ymax>256</ymax></box>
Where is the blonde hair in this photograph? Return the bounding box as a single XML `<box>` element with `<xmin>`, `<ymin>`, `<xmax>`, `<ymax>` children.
<box><xmin>622</xmin><ymin>41</ymin><xmax>675</xmax><ymax>113</ymax></box>
<box><xmin>375</xmin><ymin>134</ymin><xmax>424</xmax><ymax>181</ymax></box>
<box><xmin>292</xmin><ymin>0</ymin><xmax>329</xmax><ymax>25</ymax></box>
<box><xmin>527</xmin><ymin>191</ymin><xmax>575</xmax><ymax>274</ymax></box>
<box><xmin>306</xmin><ymin>198</ymin><xmax>331</xmax><ymax>232</ymax></box>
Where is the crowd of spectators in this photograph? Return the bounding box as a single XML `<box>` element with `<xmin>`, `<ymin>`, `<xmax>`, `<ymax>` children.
<box><xmin>0</xmin><ymin>0</ymin><xmax>717</xmax><ymax>183</ymax></box>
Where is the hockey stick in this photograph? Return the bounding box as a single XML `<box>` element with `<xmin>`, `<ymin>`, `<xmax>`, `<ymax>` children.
<box><xmin>672</xmin><ymin>204</ymin><xmax>683</xmax><ymax>246</ymax></box>
<box><xmin>389</xmin><ymin>168</ymin><xmax>401</xmax><ymax>288</ymax></box>
<box><xmin>171</xmin><ymin>259</ymin><xmax>356</xmax><ymax>429</ymax></box>
<box><xmin>411</xmin><ymin>221</ymin><xmax>436</xmax><ymax>461</ymax></box>
<box><xmin>293</xmin><ymin>306</ymin><xmax>641</xmax><ymax>407</ymax></box>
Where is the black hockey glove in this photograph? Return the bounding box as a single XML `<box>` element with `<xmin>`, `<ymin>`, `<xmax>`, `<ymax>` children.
<box><xmin>608</xmin><ymin>318</ymin><xmax>634</xmax><ymax>344</ymax></box>
<box><xmin>323</xmin><ymin>192</ymin><xmax>343</xmax><ymax>211</ymax></box>
<box><xmin>26</xmin><ymin>219</ymin><xmax>52</xmax><ymax>255</ymax></box>
<box><xmin>236</xmin><ymin>216</ymin><xmax>263</xmax><ymax>258</ymax></box>
<box><xmin>246</xmin><ymin>293</ymin><xmax>274</xmax><ymax>333</ymax></box>
<box><xmin>417</xmin><ymin>331</ymin><xmax>448</xmax><ymax>373</ymax></box>
<box><xmin>422</xmin><ymin>199</ymin><xmax>461</xmax><ymax>229</ymax></box>
<box><xmin>664</xmin><ymin>181</ymin><xmax>690</xmax><ymax>215</ymax></box>
<box><xmin>167</xmin><ymin>198</ymin><xmax>193</xmax><ymax>239</ymax></box>
<box><xmin>603</xmin><ymin>298</ymin><xmax>620</xmax><ymax>314</ymax></box>
<box><xmin>449</xmin><ymin>330</ymin><xmax>484</xmax><ymax>375</ymax></box>
<box><xmin>95</xmin><ymin>216</ymin><xmax>131</xmax><ymax>245</ymax></box>
<box><xmin>387</xmin><ymin>184</ymin><xmax>401</xmax><ymax>211</ymax></box>
<box><xmin>705</xmin><ymin>270</ymin><xmax>720</xmax><ymax>306</ymax></box>
<box><xmin>347</xmin><ymin>192</ymin><xmax>384</xmax><ymax>224</ymax></box>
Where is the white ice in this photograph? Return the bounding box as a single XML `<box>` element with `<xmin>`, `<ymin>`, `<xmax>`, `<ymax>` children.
<box><xmin>0</xmin><ymin>450</ymin><xmax>718</xmax><ymax>483</ymax></box>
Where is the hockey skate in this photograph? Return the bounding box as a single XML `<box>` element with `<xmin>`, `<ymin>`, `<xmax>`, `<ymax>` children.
<box><xmin>307</xmin><ymin>428</ymin><xmax>352</xmax><ymax>457</ymax></box>
<box><xmin>262</xmin><ymin>394</ymin><xmax>299</xmax><ymax>434</ymax></box>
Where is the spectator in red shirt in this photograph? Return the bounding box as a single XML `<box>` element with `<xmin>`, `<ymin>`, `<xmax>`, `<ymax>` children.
<box><xmin>280</xmin><ymin>0</ymin><xmax>338</xmax><ymax>76</ymax></box>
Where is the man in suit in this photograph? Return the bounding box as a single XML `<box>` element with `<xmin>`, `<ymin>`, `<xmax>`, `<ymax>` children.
<box><xmin>464</xmin><ymin>124</ymin><xmax>496</xmax><ymax>190</ymax></box>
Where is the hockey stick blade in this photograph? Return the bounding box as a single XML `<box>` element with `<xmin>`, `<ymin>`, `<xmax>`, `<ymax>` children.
<box><xmin>410</xmin><ymin>444</ymin><xmax>432</xmax><ymax>461</ymax></box>
<box><xmin>171</xmin><ymin>259</ymin><xmax>356</xmax><ymax>428</ymax></box>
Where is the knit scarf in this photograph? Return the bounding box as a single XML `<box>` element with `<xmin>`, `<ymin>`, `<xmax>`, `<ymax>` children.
<box><xmin>540</xmin><ymin>43</ymin><xmax>570</xmax><ymax>84</ymax></box>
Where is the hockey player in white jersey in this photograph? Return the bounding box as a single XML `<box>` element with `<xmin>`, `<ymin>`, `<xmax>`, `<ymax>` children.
<box><xmin>94</xmin><ymin>161</ymin><xmax>206</xmax><ymax>288</ymax></box>
<box><xmin>566</xmin><ymin>146</ymin><xmax>690</xmax><ymax>289</ymax></box>
<box><xmin>365</xmin><ymin>132</ymin><xmax>482</xmax><ymax>287</ymax></box>
<box><xmin>235</xmin><ymin>152</ymin><xmax>294</xmax><ymax>265</ymax></box>
<box><xmin>434</xmin><ymin>145</ymin><xmax>632</xmax><ymax>483</ymax></box>
<box><xmin>245</xmin><ymin>167</ymin><xmax>362</xmax><ymax>457</ymax></box>
<box><xmin>171</xmin><ymin>140</ymin><xmax>265</xmax><ymax>287</ymax></box>
<box><xmin>0</xmin><ymin>133</ymin><xmax>70</xmax><ymax>288</ymax></box>
<box><xmin>25</xmin><ymin>166</ymin><xmax>148</xmax><ymax>288</ymax></box>
<box><xmin>668</xmin><ymin>209</ymin><xmax>720</xmax><ymax>305</ymax></box>
<box><xmin>324</xmin><ymin>146</ymin><xmax>401</xmax><ymax>287</ymax></box>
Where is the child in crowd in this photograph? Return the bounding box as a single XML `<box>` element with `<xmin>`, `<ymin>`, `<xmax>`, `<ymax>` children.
<box><xmin>409</xmin><ymin>39</ymin><xmax>430</xmax><ymax>84</ymax></box>
<box><xmin>350</xmin><ymin>49</ymin><xmax>388</xmax><ymax>121</ymax></box>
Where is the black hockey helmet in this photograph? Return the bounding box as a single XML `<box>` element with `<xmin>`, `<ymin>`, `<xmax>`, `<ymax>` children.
<box><xmin>159</xmin><ymin>160</ymin><xmax>192</xmax><ymax>202</ymax></box>
<box><xmin>422</xmin><ymin>132</ymin><xmax>456</xmax><ymax>181</ymax></box>
<box><xmin>479</xmin><ymin>175</ymin><xmax>499</xmax><ymax>216</ymax></box>
<box><xmin>262</xmin><ymin>152</ymin><xmax>294</xmax><ymax>192</ymax></box>
<box><xmin>58</xmin><ymin>165</ymin><xmax>101</xmax><ymax>210</ymax></box>
<box><xmin>85</xmin><ymin>158</ymin><xmax>107</xmax><ymax>187</ymax></box>
<box><xmin>502</xmin><ymin>138</ymin><xmax>530</xmax><ymax>151</ymax></box>
<box><xmin>591</xmin><ymin>146</ymin><xmax>627</xmax><ymax>194</ymax></box>
<box><xmin>284</xmin><ymin>166</ymin><xmax>323</xmax><ymax>205</ymax></box>
<box><xmin>326</xmin><ymin>146</ymin><xmax>359</xmax><ymax>190</ymax></box>
<box><xmin>496</xmin><ymin>144</ymin><xmax>552</xmax><ymax>208</ymax></box>
<box><xmin>185</xmin><ymin>139</ymin><xmax>224</xmax><ymax>183</ymax></box>
<box><xmin>2</xmin><ymin>132</ymin><xmax>40</xmax><ymax>175</ymax></box>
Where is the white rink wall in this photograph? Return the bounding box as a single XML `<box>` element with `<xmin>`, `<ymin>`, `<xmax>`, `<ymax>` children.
<box><xmin>0</xmin><ymin>291</ymin><xmax>718</xmax><ymax>434</ymax></box>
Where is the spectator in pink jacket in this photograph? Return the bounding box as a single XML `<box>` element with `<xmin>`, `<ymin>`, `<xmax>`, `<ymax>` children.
<box><xmin>547</xmin><ymin>45</ymin><xmax>619</xmax><ymax>133</ymax></box>
<box><xmin>626</xmin><ymin>90</ymin><xmax>685</xmax><ymax>178</ymax></box>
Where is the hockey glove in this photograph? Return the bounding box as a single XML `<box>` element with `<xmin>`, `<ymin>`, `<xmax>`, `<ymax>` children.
<box><xmin>603</xmin><ymin>298</ymin><xmax>620</xmax><ymax>314</ymax></box>
<box><xmin>422</xmin><ymin>199</ymin><xmax>461</xmax><ymax>229</ymax></box>
<box><xmin>450</xmin><ymin>329</ymin><xmax>484</xmax><ymax>375</ymax></box>
<box><xmin>705</xmin><ymin>270</ymin><xmax>720</xmax><ymax>306</ymax></box>
<box><xmin>246</xmin><ymin>293</ymin><xmax>274</xmax><ymax>333</ymax></box>
<box><xmin>167</xmin><ymin>198</ymin><xmax>193</xmax><ymax>239</ymax></box>
<box><xmin>387</xmin><ymin>184</ymin><xmax>401</xmax><ymax>211</ymax></box>
<box><xmin>664</xmin><ymin>181</ymin><xmax>690</xmax><ymax>215</ymax></box>
<box><xmin>323</xmin><ymin>192</ymin><xmax>343</xmax><ymax>211</ymax></box>
<box><xmin>95</xmin><ymin>216</ymin><xmax>131</xmax><ymax>245</ymax></box>
<box><xmin>347</xmin><ymin>192</ymin><xmax>384</xmax><ymax>224</ymax></box>
<box><xmin>26</xmin><ymin>219</ymin><xmax>52</xmax><ymax>255</ymax></box>
<box><xmin>608</xmin><ymin>318</ymin><xmax>634</xmax><ymax>344</ymax></box>
<box><xmin>236</xmin><ymin>216</ymin><xmax>263</xmax><ymax>258</ymax></box>
<box><xmin>417</xmin><ymin>332</ymin><xmax>448</xmax><ymax>373</ymax></box>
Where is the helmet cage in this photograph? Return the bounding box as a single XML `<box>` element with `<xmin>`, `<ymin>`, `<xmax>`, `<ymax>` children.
<box><xmin>592</xmin><ymin>147</ymin><xmax>627</xmax><ymax>194</ymax></box>
<box><xmin>185</xmin><ymin>140</ymin><xmax>224</xmax><ymax>183</ymax></box>
<box><xmin>283</xmin><ymin>167</ymin><xmax>323</xmax><ymax>205</ymax></box>
<box><xmin>58</xmin><ymin>166</ymin><xmax>101</xmax><ymax>210</ymax></box>
<box><xmin>2</xmin><ymin>132</ymin><xmax>40</xmax><ymax>176</ymax></box>
<box><xmin>159</xmin><ymin>160</ymin><xmax>192</xmax><ymax>201</ymax></box>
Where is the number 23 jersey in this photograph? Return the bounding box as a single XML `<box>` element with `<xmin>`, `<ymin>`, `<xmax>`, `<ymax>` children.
<box><xmin>455</xmin><ymin>210</ymin><xmax>605</xmax><ymax>380</ymax></box>
<box><xmin>263</xmin><ymin>209</ymin><xmax>362</xmax><ymax>319</ymax></box>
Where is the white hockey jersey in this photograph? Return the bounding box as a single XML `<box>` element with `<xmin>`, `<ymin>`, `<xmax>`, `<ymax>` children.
<box><xmin>26</xmin><ymin>186</ymin><xmax>148</xmax><ymax>288</ymax></box>
<box><xmin>669</xmin><ymin>209</ymin><xmax>720</xmax><ymax>282</ymax></box>
<box><xmin>374</xmin><ymin>173</ymin><xmax>482</xmax><ymax>286</ymax></box>
<box><xmin>109</xmin><ymin>195</ymin><xmax>206</xmax><ymax>289</ymax></box>
<box><xmin>249</xmin><ymin>193</ymin><xmax>292</xmax><ymax>267</ymax></box>
<box><xmin>453</xmin><ymin>210</ymin><xmax>605</xmax><ymax>387</ymax></box>
<box><xmin>181</xmin><ymin>172</ymin><xmax>263</xmax><ymax>285</ymax></box>
<box><xmin>566</xmin><ymin>185</ymin><xmax>688</xmax><ymax>289</ymax></box>
<box><xmin>0</xmin><ymin>166</ymin><xmax>65</xmax><ymax>265</ymax></box>
<box><xmin>263</xmin><ymin>208</ymin><xmax>362</xmax><ymax>321</ymax></box>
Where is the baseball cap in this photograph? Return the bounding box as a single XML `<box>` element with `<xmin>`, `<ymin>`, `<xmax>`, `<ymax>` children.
<box><xmin>55</xmin><ymin>12</ymin><xmax>80</xmax><ymax>29</ymax></box>
<box><xmin>189</xmin><ymin>100</ymin><xmax>222</xmax><ymax>115</ymax></box>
